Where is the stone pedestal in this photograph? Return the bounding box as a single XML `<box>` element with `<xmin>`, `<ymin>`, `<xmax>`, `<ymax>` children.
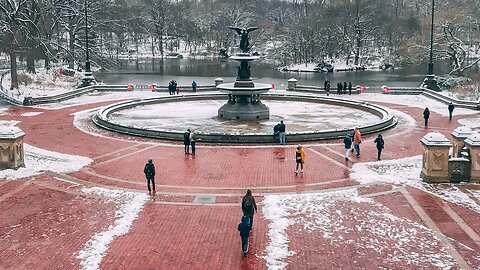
<box><xmin>0</xmin><ymin>127</ymin><xmax>25</xmax><ymax>170</ymax></box>
<box><xmin>464</xmin><ymin>133</ymin><xmax>480</xmax><ymax>182</ymax></box>
<box><xmin>215</xmin><ymin>78</ymin><xmax>224</xmax><ymax>86</ymax></box>
<box><xmin>287</xmin><ymin>78</ymin><xmax>297</xmax><ymax>91</ymax></box>
<box><xmin>451</xmin><ymin>126</ymin><xmax>473</xmax><ymax>157</ymax></box>
<box><xmin>420</xmin><ymin>132</ymin><xmax>452</xmax><ymax>183</ymax></box>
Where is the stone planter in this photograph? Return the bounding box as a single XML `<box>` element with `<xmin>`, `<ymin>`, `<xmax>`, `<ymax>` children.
<box><xmin>464</xmin><ymin>133</ymin><xmax>480</xmax><ymax>182</ymax></box>
<box><xmin>287</xmin><ymin>78</ymin><xmax>297</xmax><ymax>91</ymax></box>
<box><xmin>451</xmin><ymin>126</ymin><xmax>473</xmax><ymax>157</ymax></box>
<box><xmin>0</xmin><ymin>126</ymin><xmax>25</xmax><ymax>170</ymax></box>
<box><xmin>420</xmin><ymin>131</ymin><xmax>452</xmax><ymax>183</ymax></box>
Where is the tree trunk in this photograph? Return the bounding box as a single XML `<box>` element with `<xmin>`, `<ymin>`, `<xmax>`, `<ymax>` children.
<box><xmin>68</xmin><ymin>26</ymin><xmax>75</xmax><ymax>69</ymax></box>
<box><xmin>10</xmin><ymin>51</ymin><xmax>18</xmax><ymax>89</ymax></box>
<box><xmin>26</xmin><ymin>53</ymin><xmax>36</xmax><ymax>74</ymax></box>
<box><xmin>354</xmin><ymin>30</ymin><xmax>361</xmax><ymax>66</ymax></box>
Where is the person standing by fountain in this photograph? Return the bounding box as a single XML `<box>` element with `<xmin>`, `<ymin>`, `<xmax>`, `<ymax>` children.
<box><xmin>183</xmin><ymin>129</ymin><xmax>191</xmax><ymax>154</ymax></box>
<box><xmin>295</xmin><ymin>145</ymin><xmax>306</xmax><ymax>175</ymax></box>
<box><xmin>343</xmin><ymin>82</ymin><xmax>348</xmax><ymax>94</ymax></box>
<box><xmin>189</xmin><ymin>131</ymin><xmax>197</xmax><ymax>155</ymax></box>
<box><xmin>343</xmin><ymin>134</ymin><xmax>352</xmax><ymax>161</ymax></box>
<box><xmin>348</xmin><ymin>82</ymin><xmax>352</xmax><ymax>95</ymax></box>
<box><xmin>278</xmin><ymin>120</ymin><xmax>286</xmax><ymax>145</ymax></box>
<box><xmin>144</xmin><ymin>159</ymin><xmax>156</xmax><ymax>196</ymax></box>
<box><xmin>353</xmin><ymin>127</ymin><xmax>362</xmax><ymax>158</ymax></box>
<box><xmin>423</xmin><ymin>107</ymin><xmax>430</xmax><ymax>128</ymax></box>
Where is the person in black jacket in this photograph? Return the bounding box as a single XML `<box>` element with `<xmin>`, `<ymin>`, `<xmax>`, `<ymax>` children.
<box><xmin>343</xmin><ymin>134</ymin><xmax>352</xmax><ymax>161</ymax></box>
<box><xmin>237</xmin><ymin>216</ymin><xmax>252</xmax><ymax>255</ymax></box>
<box><xmin>374</xmin><ymin>134</ymin><xmax>385</xmax><ymax>160</ymax></box>
<box><xmin>144</xmin><ymin>159</ymin><xmax>156</xmax><ymax>195</ymax></box>
<box><xmin>423</xmin><ymin>107</ymin><xmax>430</xmax><ymax>128</ymax></box>
<box><xmin>448</xmin><ymin>102</ymin><xmax>455</xmax><ymax>120</ymax></box>
<box><xmin>183</xmin><ymin>129</ymin><xmax>191</xmax><ymax>154</ymax></box>
<box><xmin>242</xmin><ymin>189</ymin><xmax>258</xmax><ymax>228</ymax></box>
<box><xmin>348</xmin><ymin>82</ymin><xmax>352</xmax><ymax>95</ymax></box>
<box><xmin>343</xmin><ymin>82</ymin><xmax>348</xmax><ymax>94</ymax></box>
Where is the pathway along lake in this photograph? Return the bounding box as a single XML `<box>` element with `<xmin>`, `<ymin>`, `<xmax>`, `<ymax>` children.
<box><xmin>96</xmin><ymin>58</ymin><xmax>453</xmax><ymax>89</ymax></box>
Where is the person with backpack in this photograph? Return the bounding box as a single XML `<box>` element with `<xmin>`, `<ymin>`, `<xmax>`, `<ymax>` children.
<box><xmin>189</xmin><ymin>131</ymin><xmax>197</xmax><ymax>155</ymax></box>
<box><xmin>242</xmin><ymin>189</ymin><xmax>257</xmax><ymax>228</ymax></box>
<box><xmin>295</xmin><ymin>145</ymin><xmax>306</xmax><ymax>175</ymax></box>
<box><xmin>237</xmin><ymin>216</ymin><xmax>252</xmax><ymax>255</ymax></box>
<box><xmin>343</xmin><ymin>134</ymin><xmax>352</xmax><ymax>161</ymax></box>
<box><xmin>183</xmin><ymin>129</ymin><xmax>191</xmax><ymax>154</ymax></box>
<box><xmin>143</xmin><ymin>159</ymin><xmax>156</xmax><ymax>196</ymax></box>
<box><xmin>374</xmin><ymin>134</ymin><xmax>385</xmax><ymax>160</ymax></box>
<box><xmin>423</xmin><ymin>107</ymin><xmax>430</xmax><ymax>128</ymax></box>
<box><xmin>273</xmin><ymin>123</ymin><xmax>280</xmax><ymax>141</ymax></box>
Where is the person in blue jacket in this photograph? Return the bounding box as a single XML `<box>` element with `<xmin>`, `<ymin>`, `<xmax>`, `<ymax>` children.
<box><xmin>237</xmin><ymin>216</ymin><xmax>252</xmax><ymax>255</ymax></box>
<box><xmin>192</xmin><ymin>80</ymin><xmax>197</xmax><ymax>93</ymax></box>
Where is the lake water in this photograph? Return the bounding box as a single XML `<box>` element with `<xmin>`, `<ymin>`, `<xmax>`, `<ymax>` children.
<box><xmin>96</xmin><ymin>59</ymin><xmax>451</xmax><ymax>89</ymax></box>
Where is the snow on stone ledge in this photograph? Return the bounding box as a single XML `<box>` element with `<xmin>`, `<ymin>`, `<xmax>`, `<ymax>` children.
<box><xmin>0</xmin><ymin>144</ymin><xmax>92</xmax><ymax>180</ymax></box>
<box><xmin>77</xmin><ymin>187</ymin><xmax>148</xmax><ymax>270</ymax></box>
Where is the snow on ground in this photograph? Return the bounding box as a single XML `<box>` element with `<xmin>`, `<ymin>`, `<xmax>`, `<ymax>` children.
<box><xmin>77</xmin><ymin>187</ymin><xmax>148</xmax><ymax>270</ymax></box>
<box><xmin>0</xmin><ymin>107</ymin><xmax>8</xmax><ymax>115</ymax></box>
<box><xmin>458</xmin><ymin>117</ymin><xmax>480</xmax><ymax>131</ymax></box>
<box><xmin>356</xmin><ymin>93</ymin><xmax>479</xmax><ymax>117</ymax></box>
<box><xmin>2</xmin><ymin>68</ymin><xmax>81</xmax><ymax>101</ymax></box>
<box><xmin>0</xmin><ymin>120</ymin><xmax>20</xmax><ymax>127</ymax></box>
<box><xmin>350</xmin><ymin>156</ymin><xmax>480</xmax><ymax>214</ymax></box>
<box><xmin>262</xmin><ymin>189</ymin><xmax>457</xmax><ymax>270</ymax></box>
<box><xmin>0</xmin><ymin>144</ymin><xmax>92</xmax><ymax>180</ymax></box>
<box><xmin>20</xmin><ymin>112</ymin><xmax>43</xmax><ymax>117</ymax></box>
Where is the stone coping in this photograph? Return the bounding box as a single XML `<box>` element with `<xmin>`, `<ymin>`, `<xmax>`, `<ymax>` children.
<box><xmin>93</xmin><ymin>93</ymin><xmax>397</xmax><ymax>143</ymax></box>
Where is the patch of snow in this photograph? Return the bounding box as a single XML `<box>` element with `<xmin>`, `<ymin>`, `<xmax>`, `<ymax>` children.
<box><xmin>262</xmin><ymin>195</ymin><xmax>295</xmax><ymax>270</ymax></box>
<box><xmin>357</xmin><ymin>93</ymin><xmax>479</xmax><ymax>117</ymax></box>
<box><xmin>20</xmin><ymin>112</ymin><xmax>43</xmax><ymax>117</ymax></box>
<box><xmin>0</xmin><ymin>144</ymin><xmax>92</xmax><ymax>180</ymax></box>
<box><xmin>0</xmin><ymin>120</ymin><xmax>20</xmax><ymax>127</ymax></box>
<box><xmin>351</xmin><ymin>156</ymin><xmax>480</xmax><ymax>214</ymax></box>
<box><xmin>77</xmin><ymin>187</ymin><xmax>148</xmax><ymax>270</ymax></box>
<box><xmin>0</xmin><ymin>107</ymin><xmax>8</xmax><ymax>115</ymax></box>
<box><xmin>263</xmin><ymin>189</ymin><xmax>457</xmax><ymax>269</ymax></box>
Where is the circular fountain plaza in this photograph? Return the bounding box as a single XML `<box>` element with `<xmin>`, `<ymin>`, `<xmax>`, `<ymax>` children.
<box><xmin>93</xmin><ymin>93</ymin><xmax>396</xmax><ymax>143</ymax></box>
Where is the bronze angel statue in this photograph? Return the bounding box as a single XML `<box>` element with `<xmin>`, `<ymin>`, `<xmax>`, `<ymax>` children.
<box><xmin>228</xmin><ymin>26</ymin><xmax>259</xmax><ymax>53</ymax></box>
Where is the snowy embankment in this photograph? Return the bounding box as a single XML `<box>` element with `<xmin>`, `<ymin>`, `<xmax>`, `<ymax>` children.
<box><xmin>1</xmin><ymin>68</ymin><xmax>81</xmax><ymax>101</ymax></box>
<box><xmin>77</xmin><ymin>187</ymin><xmax>148</xmax><ymax>270</ymax></box>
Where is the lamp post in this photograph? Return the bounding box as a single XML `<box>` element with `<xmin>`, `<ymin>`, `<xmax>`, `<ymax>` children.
<box><xmin>422</xmin><ymin>0</ymin><xmax>440</xmax><ymax>91</ymax></box>
<box><xmin>81</xmin><ymin>0</ymin><xmax>95</xmax><ymax>87</ymax></box>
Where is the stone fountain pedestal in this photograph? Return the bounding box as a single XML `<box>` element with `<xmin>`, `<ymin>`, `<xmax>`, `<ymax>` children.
<box><xmin>217</xmin><ymin>54</ymin><xmax>272</xmax><ymax>120</ymax></box>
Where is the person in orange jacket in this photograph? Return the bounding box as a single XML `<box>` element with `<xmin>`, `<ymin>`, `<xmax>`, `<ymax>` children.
<box><xmin>353</xmin><ymin>127</ymin><xmax>362</xmax><ymax>157</ymax></box>
<box><xmin>295</xmin><ymin>145</ymin><xmax>306</xmax><ymax>175</ymax></box>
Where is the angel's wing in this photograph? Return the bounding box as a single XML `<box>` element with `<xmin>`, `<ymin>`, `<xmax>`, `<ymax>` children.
<box><xmin>227</xmin><ymin>26</ymin><xmax>243</xmax><ymax>35</ymax></box>
<box><xmin>246</xmin><ymin>27</ymin><xmax>259</xmax><ymax>33</ymax></box>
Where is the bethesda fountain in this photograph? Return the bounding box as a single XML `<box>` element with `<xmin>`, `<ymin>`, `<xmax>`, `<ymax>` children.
<box><xmin>217</xmin><ymin>26</ymin><xmax>272</xmax><ymax>120</ymax></box>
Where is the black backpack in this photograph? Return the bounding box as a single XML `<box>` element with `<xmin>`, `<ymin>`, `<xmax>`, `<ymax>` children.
<box><xmin>244</xmin><ymin>200</ymin><xmax>254</xmax><ymax>213</ymax></box>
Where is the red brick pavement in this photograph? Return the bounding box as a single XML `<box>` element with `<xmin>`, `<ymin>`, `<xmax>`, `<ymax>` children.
<box><xmin>1</xmin><ymin>97</ymin><xmax>480</xmax><ymax>269</ymax></box>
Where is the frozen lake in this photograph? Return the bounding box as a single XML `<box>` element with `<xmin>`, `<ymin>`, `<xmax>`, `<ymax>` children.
<box><xmin>109</xmin><ymin>99</ymin><xmax>382</xmax><ymax>134</ymax></box>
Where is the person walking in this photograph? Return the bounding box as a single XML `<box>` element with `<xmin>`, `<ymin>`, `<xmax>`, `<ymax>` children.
<box><xmin>343</xmin><ymin>134</ymin><xmax>352</xmax><ymax>161</ymax></box>
<box><xmin>324</xmin><ymin>80</ymin><xmax>328</xmax><ymax>91</ymax></box>
<box><xmin>192</xmin><ymin>80</ymin><xmax>197</xmax><ymax>93</ymax></box>
<box><xmin>175</xmin><ymin>81</ymin><xmax>180</xmax><ymax>95</ymax></box>
<box><xmin>183</xmin><ymin>129</ymin><xmax>191</xmax><ymax>154</ymax></box>
<box><xmin>278</xmin><ymin>120</ymin><xmax>286</xmax><ymax>145</ymax></box>
<box><xmin>168</xmin><ymin>81</ymin><xmax>174</xmax><ymax>95</ymax></box>
<box><xmin>144</xmin><ymin>159</ymin><xmax>156</xmax><ymax>196</ymax></box>
<box><xmin>242</xmin><ymin>189</ymin><xmax>258</xmax><ymax>228</ymax></box>
<box><xmin>423</xmin><ymin>107</ymin><xmax>430</xmax><ymax>128</ymax></box>
<box><xmin>448</xmin><ymin>102</ymin><xmax>455</xmax><ymax>121</ymax></box>
<box><xmin>326</xmin><ymin>81</ymin><xmax>330</xmax><ymax>96</ymax></box>
<box><xmin>374</xmin><ymin>134</ymin><xmax>385</xmax><ymax>160</ymax></box>
<box><xmin>343</xmin><ymin>82</ymin><xmax>348</xmax><ymax>94</ymax></box>
<box><xmin>294</xmin><ymin>145</ymin><xmax>306</xmax><ymax>175</ymax></box>
<box><xmin>348</xmin><ymin>82</ymin><xmax>352</xmax><ymax>95</ymax></box>
<box><xmin>339</xmin><ymin>82</ymin><xmax>343</xmax><ymax>95</ymax></box>
<box><xmin>353</xmin><ymin>127</ymin><xmax>362</xmax><ymax>157</ymax></box>
<box><xmin>237</xmin><ymin>216</ymin><xmax>252</xmax><ymax>255</ymax></box>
